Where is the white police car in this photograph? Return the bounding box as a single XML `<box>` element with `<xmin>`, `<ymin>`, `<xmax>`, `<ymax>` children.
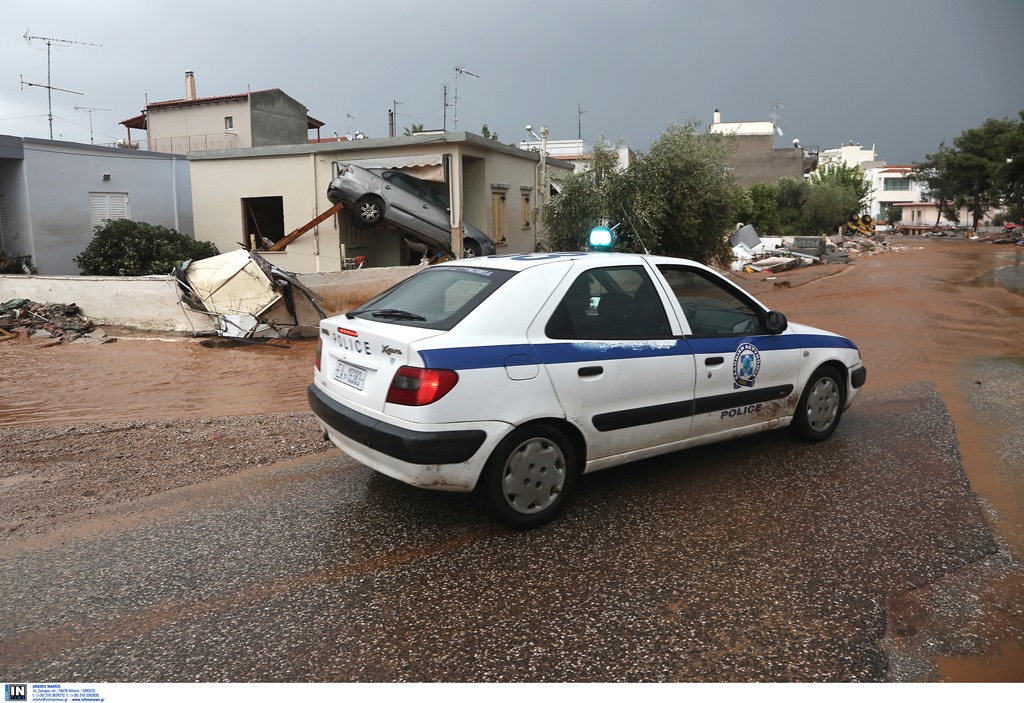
<box><xmin>309</xmin><ymin>252</ymin><xmax>867</xmax><ymax>529</ymax></box>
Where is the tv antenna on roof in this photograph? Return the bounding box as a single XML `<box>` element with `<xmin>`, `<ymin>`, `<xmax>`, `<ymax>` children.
<box><xmin>453</xmin><ymin>65</ymin><xmax>478</xmax><ymax>130</ymax></box>
<box><xmin>22</xmin><ymin>29</ymin><xmax>101</xmax><ymax>139</ymax></box>
<box><xmin>74</xmin><ymin>105</ymin><xmax>110</xmax><ymax>144</ymax></box>
<box><xmin>771</xmin><ymin>102</ymin><xmax>785</xmax><ymax>137</ymax></box>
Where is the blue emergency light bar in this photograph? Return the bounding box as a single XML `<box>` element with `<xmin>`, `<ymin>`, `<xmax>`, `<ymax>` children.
<box><xmin>588</xmin><ymin>226</ymin><xmax>614</xmax><ymax>250</ymax></box>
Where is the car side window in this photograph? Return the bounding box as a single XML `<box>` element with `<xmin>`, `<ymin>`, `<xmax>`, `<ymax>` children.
<box><xmin>385</xmin><ymin>172</ymin><xmax>421</xmax><ymax>197</ymax></box>
<box><xmin>546</xmin><ymin>266</ymin><xmax>672</xmax><ymax>340</ymax></box>
<box><xmin>657</xmin><ymin>266</ymin><xmax>765</xmax><ymax>337</ymax></box>
<box><xmin>421</xmin><ymin>186</ymin><xmax>450</xmax><ymax>210</ymax></box>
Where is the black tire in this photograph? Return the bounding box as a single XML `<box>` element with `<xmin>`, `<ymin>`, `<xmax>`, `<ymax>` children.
<box><xmin>478</xmin><ymin>424</ymin><xmax>578</xmax><ymax>530</ymax></box>
<box><xmin>791</xmin><ymin>366</ymin><xmax>845</xmax><ymax>443</ymax></box>
<box><xmin>352</xmin><ymin>196</ymin><xmax>384</xmax><ymax>228</ymax></box>
<box><xmin>463</xmin><ymin>238</ymin><xmax>482</xmax><ymax>258</ymax></box>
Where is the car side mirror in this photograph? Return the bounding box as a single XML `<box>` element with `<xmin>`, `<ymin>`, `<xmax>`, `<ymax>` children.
<box><xmin>766</xmin><ymin>311</ymin><xmax>788</xmax><ymax>334</ymax></box>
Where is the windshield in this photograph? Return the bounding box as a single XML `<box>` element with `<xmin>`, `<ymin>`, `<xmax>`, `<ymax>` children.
<box><xmin>352</xmin><ymin>265</ymin><xmax>516</xmax><ymax>330</ymax></box>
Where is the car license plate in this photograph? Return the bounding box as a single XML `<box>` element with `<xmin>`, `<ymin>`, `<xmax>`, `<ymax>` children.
<box><xmin>334</xmin><ymin>360</ymin><xmax>366</xmax><ymax>390</ymax></box>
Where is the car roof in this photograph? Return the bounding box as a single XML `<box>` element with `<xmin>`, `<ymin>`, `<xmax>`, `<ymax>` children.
<box><xmin>433</xmin><ymin>252</ymin><xmax>710</xmax><ymax>274</ymax></box>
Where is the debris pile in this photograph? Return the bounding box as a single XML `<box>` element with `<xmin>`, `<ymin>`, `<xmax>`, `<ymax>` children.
<box><xmin>0</xmin><ymin>299</ymin><xmax>113</xmax><ymax>344</ymax></box>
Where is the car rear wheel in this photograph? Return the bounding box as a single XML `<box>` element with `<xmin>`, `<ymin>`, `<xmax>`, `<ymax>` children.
<box><xmin>479</xmin><ymin>424</ymin><xmax>578</xmax><ymax>529</ymax></box>
<box><xmin>791</xmin><ymin>366</ymin><xmax>845</xmax><ymax>443</ymax></box>
<box><xmin>463</xmin><ymin>239</ymin><xmax>482</xmax><ymax>258</ymax></box>
<box><xmin>352</xmin><ymin>196</ymin><xmax>383</xmax><ymax>228</ymax></box>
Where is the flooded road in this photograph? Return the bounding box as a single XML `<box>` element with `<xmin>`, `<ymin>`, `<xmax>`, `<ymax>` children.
<box><xmin>0</xmin><ymin>336</ymin><xmax>315</xmax><ymax>427</ymax></box>
<box><xmin>1</xmin><ymin>236</ymin><xmax>1022</xmax><ymax>681</ymax></box>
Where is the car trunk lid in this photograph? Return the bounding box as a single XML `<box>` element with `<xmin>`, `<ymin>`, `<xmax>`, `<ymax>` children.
<box><xmin>320</xmin><ymin>318</ymin><xmax>442</xmax><ymax>413</ymax></box>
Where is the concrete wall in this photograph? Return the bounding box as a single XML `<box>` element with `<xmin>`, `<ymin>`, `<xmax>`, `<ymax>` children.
<box><xmin>0</xmin><ymin>265</ymin><xmax>416</xmax><ymax>334</ymax></box>
<box><xmin>725</xmin><ymin>135</ymin><xmax>806</xmax><ymax>186</ymax></box>
<box><xmin>0</xmin><ymin>274</ymin><xmax>216</xmax><ymax>333</ymax></box>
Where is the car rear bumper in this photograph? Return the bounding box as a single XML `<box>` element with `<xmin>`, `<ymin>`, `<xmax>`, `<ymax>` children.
<box><xmin>309</xmin><ymin>384</ymin><xmax>487</xmax><ymax>465</ymax></box>
<box><xmin>326</xmin><ymin>176</ymin><xmax>366</xmax><ymax>205</ymax></box>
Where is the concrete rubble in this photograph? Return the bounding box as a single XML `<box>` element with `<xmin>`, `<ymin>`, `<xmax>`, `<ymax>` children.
<box><xmin>0</xmin><ymin>299</ymin><xmax>115</xmax><ymax>345</ymax></box>
<box><xmin>729</xmin><ymin>225</ymin><xmax>875</xmax><ymax>273</ymax></box>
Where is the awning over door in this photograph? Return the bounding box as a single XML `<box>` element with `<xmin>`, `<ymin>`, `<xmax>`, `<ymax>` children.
<box><xmin>335</xmin><ymin>153</ymin><xmax>446</xmax><ymax>182</ymax></box>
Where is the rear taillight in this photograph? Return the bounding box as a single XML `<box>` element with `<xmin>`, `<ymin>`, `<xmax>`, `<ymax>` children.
<box><xmin>386</xmin><ymin>366</ymin><xmax>458</xmax><ymax>406</ymax></box>
<box><xmin>315</xmin><ymin>337</ymin><xmax>323</xmax><ymax>372</ymax></box>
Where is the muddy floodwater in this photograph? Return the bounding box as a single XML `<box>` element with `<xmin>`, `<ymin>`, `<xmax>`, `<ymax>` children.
<box><xmin>0</xmin><ymin>336</ymin><xmax>315</xmax><ymax>427</ymax></box>
<box><xmin>1</xmin><ymin>235</ymin><xmax>1023</xmax><ymax>682</ymax></box>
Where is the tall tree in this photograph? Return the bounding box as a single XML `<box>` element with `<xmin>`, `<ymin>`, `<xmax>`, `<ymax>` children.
<box><xmin>992</xmin><ymin>110</ymin><xmax>1024</xmax><ymax>222</ymax></box>
<box><xmin>912</xmin><ymin>142</ymin><xmax>955</xmax><ymax>226</ymax></box>
<box><xmin>946</xmin><ymin>116</ymin><xmax>1018</xmax><ymax>228</ymax></box>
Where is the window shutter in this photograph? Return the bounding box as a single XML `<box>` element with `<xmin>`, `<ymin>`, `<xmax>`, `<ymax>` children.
<box><xmin>89</xmin><ymin>193</ymin><xmax>130</xmax><ymax>230</ymax></box>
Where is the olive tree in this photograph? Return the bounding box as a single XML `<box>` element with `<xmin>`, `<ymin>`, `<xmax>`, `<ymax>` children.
<box><xmin>539</xmin><ymin>122</ymin><xmax>736</xmax><ymax>265</ymax></box>
<box><xmin>539</xmin><ymin>139</ymin><xmax>626</xmax><ymax>252</ymax></box>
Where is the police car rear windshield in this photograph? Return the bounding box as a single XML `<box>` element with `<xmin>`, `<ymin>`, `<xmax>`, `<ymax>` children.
<box><xmin>352</xmin><ymin>265</ymin><xmax>516</xmax><ymax>330</ymax></box>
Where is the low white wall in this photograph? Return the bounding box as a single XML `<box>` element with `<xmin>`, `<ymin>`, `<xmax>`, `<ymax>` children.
<box><xmin>1</xmin><ymin>265</ymin><xmax>419</xmax><ymax>334</ymax></box>
<box><xmin>0</xmin><ymin>274</ymin><xmax>216</xmax><ymax>334</ymax></box>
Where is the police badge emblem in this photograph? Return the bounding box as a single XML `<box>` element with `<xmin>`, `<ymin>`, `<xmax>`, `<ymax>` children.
<box><xmin>733</xmin><ymin>342</ymin><xmax>761</xmax><ymax>389</ymax></box>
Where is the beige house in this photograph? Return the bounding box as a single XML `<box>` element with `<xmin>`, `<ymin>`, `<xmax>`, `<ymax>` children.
<box><xmin>120</xmin><ymin>72</ymin><xmax>324</xmax><ymax>154</ymax></box>
<box><xmin>188</xmin><ymin>132</ymin><xmax>572</xmax><ymax>273</ymax></box>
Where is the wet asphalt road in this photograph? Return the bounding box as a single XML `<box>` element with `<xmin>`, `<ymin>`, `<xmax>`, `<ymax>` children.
<box><xmin>0</xmin><ymin>380</ymin><xmax>1005</xmax><ymax>682</ymax></box>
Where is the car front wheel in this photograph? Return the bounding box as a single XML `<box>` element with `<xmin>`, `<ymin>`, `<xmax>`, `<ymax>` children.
<box><xmin>352</xmin><ymin>196</ymin><xmax>384</xmax><ymax>228</ymax></box>
<box><xmin>463</xmin><ymin>239</ymin><xmax>482</xmax><ymax>258</ymax></box>
<box><xmin>479</xmin><ymin>425</ymin><xmax>578</xmax><ymax>529</ymax></box>
<box><xmin>791</xmin><ymin>366</ymin><xmax>845</xmax><ymax>442</ymax></box>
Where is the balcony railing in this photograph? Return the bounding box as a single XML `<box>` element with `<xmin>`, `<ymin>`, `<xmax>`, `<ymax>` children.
<box><xmin>106</xmin><ymin>132</ymin><xmax>242</xmax><ymax>154</ymax></box>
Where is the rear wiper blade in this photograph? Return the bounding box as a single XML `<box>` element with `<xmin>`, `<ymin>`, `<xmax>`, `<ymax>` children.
<box><xmin>366</xmin><ymin>308</ymin><xmax>427</xmax><ymax>321</ymax></box>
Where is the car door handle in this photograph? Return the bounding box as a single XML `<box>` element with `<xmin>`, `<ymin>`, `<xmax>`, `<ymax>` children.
<box><xmin>578</xmin><ymin>366</ymin><xmax>603</xmax><ymax>377</ymax></box>
<box><xmin>705</xmin><ymin>357</ymin><xmax>725</xmax><ymax>366</ymax></box>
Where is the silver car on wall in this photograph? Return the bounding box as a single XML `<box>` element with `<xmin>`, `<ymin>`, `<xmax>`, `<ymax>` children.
<box><xmin>327</xmin><ymin>164</ymin><xmax>497</xmax><ymax>257</ymax></box>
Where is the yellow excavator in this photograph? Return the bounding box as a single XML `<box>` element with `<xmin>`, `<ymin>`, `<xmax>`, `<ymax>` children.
<box><xmin>844</xmin><ymin>213</ymin><xmax>876</xmax><ymax>236</ymax></box>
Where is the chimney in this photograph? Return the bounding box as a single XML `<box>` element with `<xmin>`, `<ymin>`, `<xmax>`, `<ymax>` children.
<box><xmin>713</xmin><ymin>109</ymin><xmax>721</xmax><ymax>124</ymax></box>
<box><xmin>185</xmin><ymin>71</ymin><xmax>196</xmax><ymax>100</ymax></box>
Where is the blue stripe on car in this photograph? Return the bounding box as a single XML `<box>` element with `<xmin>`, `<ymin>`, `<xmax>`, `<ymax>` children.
<box><xmin>418</xmin><ymin>334</ymin><xmax>857</xmax><ymax>370</ymax></box>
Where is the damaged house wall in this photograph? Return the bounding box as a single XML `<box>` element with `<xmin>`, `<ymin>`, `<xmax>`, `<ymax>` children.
<box><xmin>189</xmin><ymin>134</ymin><xmax>569</xmax><ymax>274</ymax></box>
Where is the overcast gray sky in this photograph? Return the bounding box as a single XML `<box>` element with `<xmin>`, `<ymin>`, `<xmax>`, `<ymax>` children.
<box><xmin>2</xmin><ymin>0</ymin><xmax>1021</xmax><ymax>166</ymax></box>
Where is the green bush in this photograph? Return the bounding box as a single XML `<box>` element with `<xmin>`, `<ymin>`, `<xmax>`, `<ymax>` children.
<box><xmin>73</xmin><ymin>219</ymin><xmax>219</xmax><ymax>276</ymax></box>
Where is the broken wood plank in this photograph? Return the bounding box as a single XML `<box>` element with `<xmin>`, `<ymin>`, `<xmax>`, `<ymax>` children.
<box><xmin>268</xmin><ymin>202</ymin><xmax>345</xmax><ymax>252</ymax></box>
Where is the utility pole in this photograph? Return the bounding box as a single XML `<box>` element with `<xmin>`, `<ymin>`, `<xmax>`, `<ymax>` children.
<box><xmin>74</xmin><ymin>105</ymin><xmax>110</xmax><ymax>144</ymax></box>
<box><xmin>578</xmin><ymin>104</ymin><xmax>587</xmax><ymax>141</ymax></box>
<box><xmin>22</xmin><ymin>30</ymin><xmax>101</xmax><ymax>139</ymax></box>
